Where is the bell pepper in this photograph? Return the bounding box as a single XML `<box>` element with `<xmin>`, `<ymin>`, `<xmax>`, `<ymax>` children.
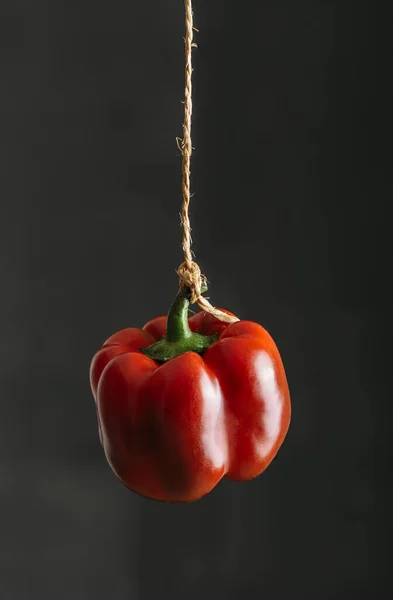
<box><xmin>90</xmin><ymin>288</ymin><xmax>291</xmax><ymax>503</ymax></box>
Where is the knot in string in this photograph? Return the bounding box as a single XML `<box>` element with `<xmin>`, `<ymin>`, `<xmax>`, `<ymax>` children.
<box><xmin>177</xmin><ymin>260</ymin><xmax>239</xmax><ymax>324</ymax></box>
<box><xmin>177</xmin><ymin>261</ymin><xmax>205</xmax><ymax>305</ymax></box>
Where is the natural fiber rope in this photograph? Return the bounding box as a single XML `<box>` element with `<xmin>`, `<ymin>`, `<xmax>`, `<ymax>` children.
<box><xmin>177</xmin><ymin>0</ymin><xmax>239</xmax><ymax>324</ymax></box>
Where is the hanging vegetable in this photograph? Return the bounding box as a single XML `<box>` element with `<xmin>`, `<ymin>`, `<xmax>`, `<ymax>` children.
<box><xmin>89</xmin><ymin>0</ymin><xmax>291</xmax><ymax>503</ymax></box>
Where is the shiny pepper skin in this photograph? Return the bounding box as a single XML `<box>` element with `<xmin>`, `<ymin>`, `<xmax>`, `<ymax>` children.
<box><xmin>90</xmin><ymin>308</ymin><xmax>291</xmax><ymax>503</ymax></box>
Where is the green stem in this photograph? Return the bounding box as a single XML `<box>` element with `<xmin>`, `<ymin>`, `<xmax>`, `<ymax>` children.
<box><xmin>165</xmin><ymin>288</ymin><xmax>193</xmax><ymax>343</ymax></box>
<box><xmin>141</xmin><ymin>285</ymin><xmax>217</xmax><ymax>363</ymax></box>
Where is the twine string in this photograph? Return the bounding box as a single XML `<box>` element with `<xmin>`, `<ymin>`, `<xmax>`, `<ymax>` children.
<box><xmin>177</xmin><ymin>0</ymin><xmax>239</xmax><ymax>325</ymax></box>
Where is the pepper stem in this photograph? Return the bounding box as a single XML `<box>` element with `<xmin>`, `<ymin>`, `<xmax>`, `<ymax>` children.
<box><xmin>165</xmin><ymin>287</ymin><xmax>193</xmax><ymax>343</ymax></box>
<box><xmin>141</xmin><ymin>284</ymin><xmax>217</xmax><ymax>363</ymax></box>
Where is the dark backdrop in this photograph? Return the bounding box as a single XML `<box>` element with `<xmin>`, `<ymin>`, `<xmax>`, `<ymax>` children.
<box><xmin>1</xmin><ymin>1</ymin><xmax>391</xmax><ymax>598</ymax></box>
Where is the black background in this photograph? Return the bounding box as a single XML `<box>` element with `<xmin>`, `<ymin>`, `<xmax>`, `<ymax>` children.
<box><xmin>1</xmin><ymin>1</ymin><xmax>392</xmax><ymax>598</ymax></box>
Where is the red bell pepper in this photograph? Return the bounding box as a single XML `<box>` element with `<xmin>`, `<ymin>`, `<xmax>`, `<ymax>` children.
<box><xmin>90</xmin><ymin>288</ymin><xmax>291</xmax><ymax>503</ymax></box>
